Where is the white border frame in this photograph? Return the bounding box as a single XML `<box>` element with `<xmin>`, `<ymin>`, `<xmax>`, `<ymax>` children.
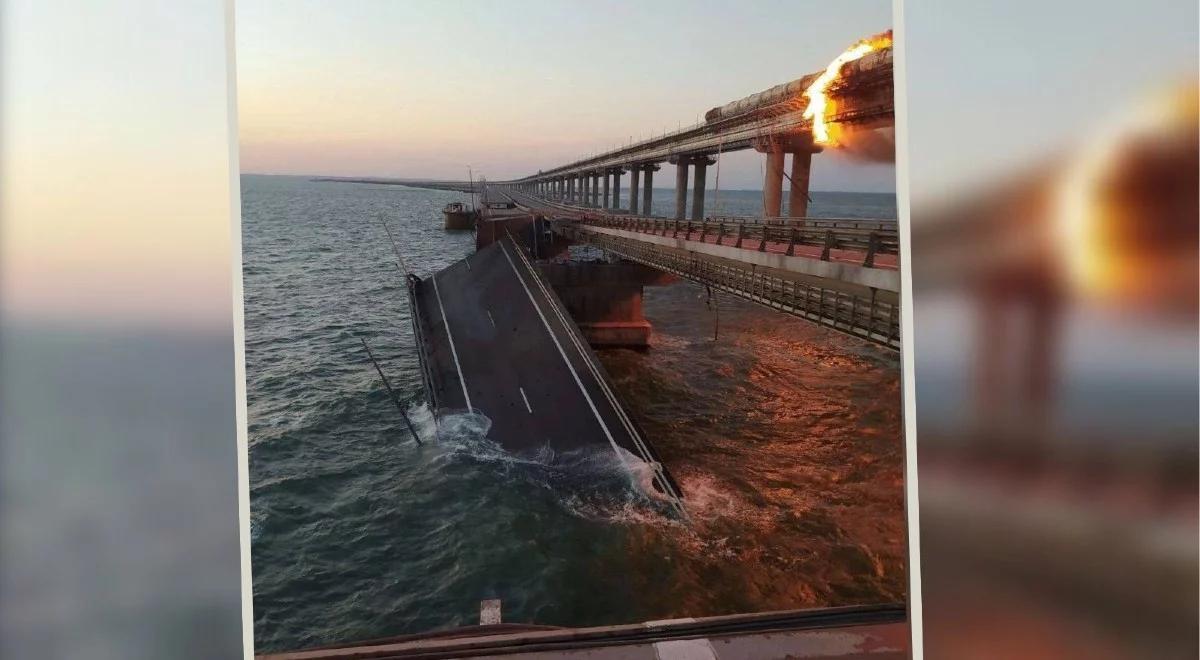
<box><xmin>226</xmin><ymin>2</ymin><xmax>925</xmax><ymax>655</ymax></box>
<box><xmin>225</xmin><ymin>0</ymin><xmax>255</xmax><ymax>657</ymax></box>
<box><xmin>892</xmin><ymin>1</ymin><xmax>925</xmax><ymax>657</ymax></box>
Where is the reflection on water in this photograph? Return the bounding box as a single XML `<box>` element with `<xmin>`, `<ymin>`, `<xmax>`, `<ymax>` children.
<box><xmin>242</xmin><ymin>175</ymin><xmax>904</xmax><ymax>651</ymax></box>
<box><xmin>597</xmin><ymin>280</ymin><xmax>905</xmax><ymax>616</ymax></box>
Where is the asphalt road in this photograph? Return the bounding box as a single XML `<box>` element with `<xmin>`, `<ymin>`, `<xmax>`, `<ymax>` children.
<box><xmin>412</xmin><ymin>236</ymin><xmax>685</xmax><ymax>514</ymax></box>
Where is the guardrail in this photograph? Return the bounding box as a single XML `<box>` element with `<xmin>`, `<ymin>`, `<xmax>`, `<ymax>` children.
<box><xmin>557</xmin><ymin>227</ymin><xmax>900</xmax><ymax>350</ymax></box>
<box><xmin>575</xmin><ymin>215</ymin><xmax>899</xmax><ymax>268</ymax></box>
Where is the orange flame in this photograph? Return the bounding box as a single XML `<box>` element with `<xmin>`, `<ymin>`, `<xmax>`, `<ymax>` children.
<box><xmin>803</xmin><ymin>32</ymin><xmax>893</xmax><ymax>146</ymax></box>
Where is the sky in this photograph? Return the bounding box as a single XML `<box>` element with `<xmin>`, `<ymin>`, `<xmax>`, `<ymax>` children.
<box><xmin>903</xmin><ymin>0</ymin><xmax>1198</xmax><ymax>204</ymax></box>
<box><xmin>2</xmin><ymin>0</ymin><xmax>235</xmax><ymax>328</ymax></box>
<box><xmin>235</xmin><ymin>0</ymin><xmax>897</xmax><ymax>192</ymax></box>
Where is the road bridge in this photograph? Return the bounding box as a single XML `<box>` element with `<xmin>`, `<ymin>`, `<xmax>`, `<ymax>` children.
<box><xmin>488</xmin><ymin>186</ymin><xmax>901</xmax><ymax>349</ymax></box>
<box><xmin>400</xmin><ymin>40</ymin><xmax>900</xmax><ymax>348</ymax></box>
<box><xmin>407</xmin><ymin>235</ymin><xmax>687</xmax><ymax>515</ymax></box>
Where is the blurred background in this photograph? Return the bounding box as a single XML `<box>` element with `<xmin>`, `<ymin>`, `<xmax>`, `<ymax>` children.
<box><xmin>904</xmin><ymin>1</ymin><xmax>1197</xmax><ymax>658</ymax></box>
<box><xmin>0</xmin><ymin>1</ymin><xmax>1195</xmax><ymax>659</ymax></box>
<box><xmin>0</xmin><ymin>1</ymin><xmax>245</xmax><ymax>658</ymax></box>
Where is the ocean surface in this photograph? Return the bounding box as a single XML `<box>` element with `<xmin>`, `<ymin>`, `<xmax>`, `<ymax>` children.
<box><xmin>242</xmin><ymin>174</ymin><xmax>904</xmax><ymax>652</ymax></box>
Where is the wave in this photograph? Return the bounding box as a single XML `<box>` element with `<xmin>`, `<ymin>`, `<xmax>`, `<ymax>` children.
<box><xmin>424</xmin><ymin>409</ymin><xmax>680</xmax><ymax>526</ymax></box>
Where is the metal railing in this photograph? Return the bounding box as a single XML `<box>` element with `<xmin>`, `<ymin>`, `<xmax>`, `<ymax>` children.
<box><xmin>575</xmin><ymin>215</ymin><xmax>899</xmax><ymax>269</ymax></box>
<box><xmin>557</xmin><ymin>226</ymin><xmax>900</xmax><ymax>350</ymax></box>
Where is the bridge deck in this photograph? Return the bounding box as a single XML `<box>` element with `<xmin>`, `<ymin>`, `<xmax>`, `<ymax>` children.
<box><xmin>409</xmin><ymin>236</ymin><xmax>685</xmax><ymax>513</ymax></box>
<box><xmin>484</xmin><ymin>186</ymin><xmax>901</xmax><ymax>349</ymax></box>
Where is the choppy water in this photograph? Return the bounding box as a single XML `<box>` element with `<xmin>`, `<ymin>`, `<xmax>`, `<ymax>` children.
<box><xmin>242</xmin><ymin>174</ymin><xmax>904</xmax><ymax>652</ymax></box>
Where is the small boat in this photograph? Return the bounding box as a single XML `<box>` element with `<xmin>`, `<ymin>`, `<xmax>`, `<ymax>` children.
<box><xmin>443</xmin><ymin>202</ymin><xmax>477</xmax><ymax>231</ymax></box>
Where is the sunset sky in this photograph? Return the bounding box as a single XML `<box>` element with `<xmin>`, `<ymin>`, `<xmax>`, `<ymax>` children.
<box><xmin>236</xmin><ymin>0</ymin><xmax>897</xmax><ymax>192</ymax></box>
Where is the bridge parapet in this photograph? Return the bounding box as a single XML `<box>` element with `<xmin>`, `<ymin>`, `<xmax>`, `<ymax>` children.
<box><xmin>574</xmin><ymin>215</ymin><xmax>899</xmax><ymax>270</ymax></box>
<box><xmin>556</xmin><ymin>225</ymin><xmax>901</xmax><ymax>350</ymax></box>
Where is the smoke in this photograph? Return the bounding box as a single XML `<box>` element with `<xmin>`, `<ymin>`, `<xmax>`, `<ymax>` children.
<box><xmin>835</xmin><ymin>126</ymin><xmax>895</xmax><ymax>163</ymax></box>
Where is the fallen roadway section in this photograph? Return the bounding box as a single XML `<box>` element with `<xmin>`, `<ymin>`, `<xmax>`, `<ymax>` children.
<box><xmin>407</xmin><ymin>235</ymin><xmax>687</xmax><ymax>516</ymax></box>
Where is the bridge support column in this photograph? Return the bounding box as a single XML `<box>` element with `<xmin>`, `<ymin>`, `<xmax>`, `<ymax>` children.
<box><xmin>611</xmin><ymin>169</ymin><xmax>621</xmax><ymax>211</ymax></box>
<box><xmin>691</xmin><ymin>157</ymin><xmax>714</xmax><ymax>221</ymax></box>
<box><xmin>628</xmin><ymin>166</ymin><xmax>640</xmax><ymax>214</ymax></box>
<box><xmin>592</xmin><ymin>173</ymin><xmax>601</xmax><ymax>207</ymax></box>
<box><xmin>580</xmin><ymin>174</ymin><xmax>587</xmax><ymax>205</ymax></box>
<box><xmin>602</xmin><ymin>172</ymin><xmax>610</xmax><ymax>209</ymax></box>
<box><xmin>642</xmin><ymin>165</ymin><xmax>655</xmax><ymax>216</ymax></box>
<box><xmin>537</xmin><ymin>262</ymin><xmax>676</xmax><ymax>348</ymax></box>
<box><xmin>764</xmin><ymin>150</ymin><xmax>785</xmax><ymax>218</ymax></box>
<box><xmin>673</xmin><ymin>159</ymin><xmax>688</xmax><ymax>220</ymax></box>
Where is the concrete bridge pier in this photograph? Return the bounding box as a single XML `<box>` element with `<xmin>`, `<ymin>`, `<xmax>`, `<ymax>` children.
<box><xmin>764</xmin><ymin>149</ymin><xmax>785</xmax><ymax>218</ymax></box>
<box><xmin>691</xmin><ymin>156</ymin><xmax>715</xmax><ymax>221</ymax></box>
<box><xmin>610</xmin><ymin>169</ymin><xmax>621</xmax><ymax>210</ymax></box>
<box><xmin>580</xmin><ymin>174</ymin><xmax>588</xmax><ymax>205</ymax></box>
<box><xmin>592</xmin><ymin>172</ymin><xmax>601</xmax><ymax>207</ymax></box>
<box><xmin>756</xmin><ymin>135</ymin><xmax>819</xmax><ymax>220</ymax></box>
<box><xmin>642</xmin><ymin>164</ymin><xmax>657</xmax><ymax>216</ymax></box>
<box><xmin>602</xmin><ymin>171</ymin><xmax>610</xmax><ymax>209</ymax></box>
<box><xmin>788</xmin><ymin>143</ymin><xmax>817</xmax><ymax>218</ymax></box>
<box><xmin>673</xmin><ymin>158</ymin><xmax>688</xmax><ymax>220</ymax></box>
<box><xmin>628</xmin><ymin>166</ymin><xmax>639</xmax><ymax>214</ymax></box>
<box><xmin>537</xmin><ymin>261</ymin><xmax>676</xmax><ymax>348</ymax></box>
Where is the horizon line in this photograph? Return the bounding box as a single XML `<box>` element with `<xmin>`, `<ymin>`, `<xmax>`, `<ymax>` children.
<box><xmin>239</xmin><ymin>172</ymin><xmax>896</xmax><ymax>195</ymax></box>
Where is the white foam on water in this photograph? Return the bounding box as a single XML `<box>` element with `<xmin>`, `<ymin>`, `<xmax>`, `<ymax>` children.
<box><xmin>421</xmin><ymin>408</ymin><xmax>683</xmax><ymax>527</ymax></box>
<box><xmin>434</xmin><ymin>408</ymin><xmax>492</xmax><ymax>442</ymax></box>
<box><xmin>407</xmin><ymin>401</ymin><xmax>438</xmax><ymax>443</ymax></box>
<box><xmin>678</xmin><ymin>472</ymin><xmax>751</xmax><ymax>521</ymax></box>
<box><xmin>615</xmin><ymin>446</ymin><xmax>671</xmax><ymax>505</ymax></box>
<box><xmin>543</xmin><ymin>446</ymin><xmax>686</xmax><ymax>527</ymax></box>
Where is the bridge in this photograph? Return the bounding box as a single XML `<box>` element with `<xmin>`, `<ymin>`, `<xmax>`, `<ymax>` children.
<box><xmin>393</xmin><ymin>40</ymin><xmax>899</xmax><ymax>488</ymax></box>
<box><xmin>404</xmin><ymin>39</ymin><xmax>899</xmax><ymax>349</ymax></box>
<box><xmin>504</xmin><ymin>39</ymin><xmax>892</xmax><ymax>222</ymax></box>
<box><xmin>388</xmin><ymin>36</ymin><xmax>898</xmax><ymax>508</ymax></box>
<box><xmin>278</xmin><ymin>35</ymin><xmax>907</xmax><ymax>660</ymax></box>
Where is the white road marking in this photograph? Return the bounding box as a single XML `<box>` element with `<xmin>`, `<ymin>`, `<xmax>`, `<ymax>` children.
<box><xmin>431</xmin><ymin>273</ymin><xmax>472</xmax><ymax>412</ymax></box>
<box><xmin>505</xmin><ymin>232</ymin><xmax>687</xmax><ymax>514</ymax></box>
<box><xmin>654</xmin><ymin>638</ymin><xmax>717</xmax><ymax>660</ymax></box>
<box><xmin>499</xmin><ymin>240</ymin><xmax>626</xmax><ymax>468</ymax></box>
<box><xmin>518</xmin><ymin>387</ymin><xmax>533</xmax><ymax>414</ymax></box>
<box><xmin>486</xmin><ymin>310</ymin><xmax>496</xmax><ymax>328</ymax></box>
